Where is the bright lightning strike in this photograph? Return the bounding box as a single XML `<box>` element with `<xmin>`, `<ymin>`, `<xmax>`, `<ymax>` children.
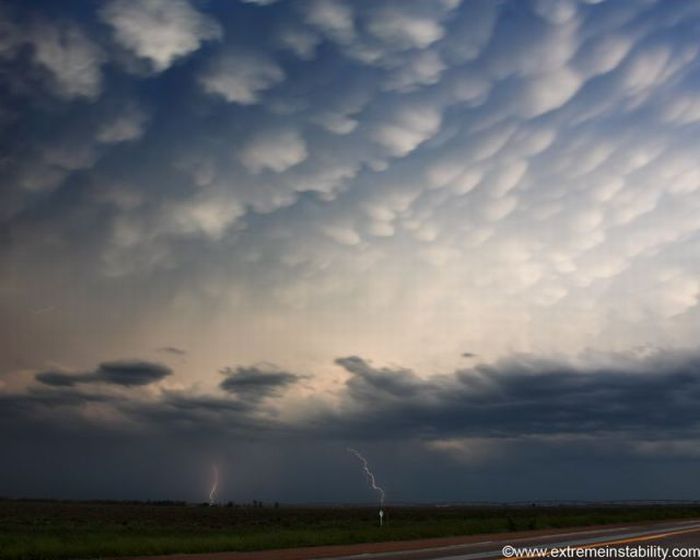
<box><xmin>208</xmin><ymin>464</ymin><xmax>219</xmax><ymax>506</ymax></box>
<box><xmin>347</xmin><ymin>448</ymin><xmax>385</xmax><ymax>507</ymax></box>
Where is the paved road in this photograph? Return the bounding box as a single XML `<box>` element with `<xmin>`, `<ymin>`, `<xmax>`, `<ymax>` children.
<box><xmin>123</xmin><ymin>519</ymin><xmax>700</xmax><ymax>560</ymax></box>
<box><xmin>320</xmin><ymin>519</ymin><xmax>700</xmax><ymax>560</ymax></box>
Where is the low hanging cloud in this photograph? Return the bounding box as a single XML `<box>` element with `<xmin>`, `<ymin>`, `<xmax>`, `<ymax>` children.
<box><xmin>327</xmin><ymin>351</ymin><xmax>700</xmax><ymax>442</ymax></box>
<box><xmin>219</xmin><ymin>365</ymin><xmax>303</xmax><ymax>403</ymax></box>
<box><xmin>17</xmin><ymin>349</ymin><xmax>700</xmax><ymax>448</ymax></box>
<box><xmin>158</xmin><ymin>346</ymin><xmax>187</xmax><ymax>356</ymax></box>
<box><xmin>36</xmin><ymin>360</ymin><xmax>172</xmax><ymax>388</ymax></box>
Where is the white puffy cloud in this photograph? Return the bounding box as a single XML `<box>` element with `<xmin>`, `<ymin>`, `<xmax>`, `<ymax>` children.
<box><xmin>303</xmin><ymin>0</ymin><xmax>355</xmax><ymax>44</ymax></box>
<box><xmin>569</xmin><ymin>208</ymin><xmax>604</xmax><ymax>233</ymax></box>
<box><xmin>238</xmin><ymin>129</ymin><xmax>308</xmax><ymax>174</ymax></box>
<box><xmin>199</xmin><ymin>51</ymin><xmax>284</xmax><ymax>105</ymax></box>
<box><xmin>518</xmin><ymin>66</ymin><xmax>583</xmax><ymax>117</ymax></box>
<box><xmin>165</xmin><ymin>193</ymin><xmax>244</xmax><ymax>240</ymax></box>
<box><xmin>12</xmin><ymin>132</ymin><xmax>103</xmax><ymax>193</ymax></box>
<box><xmin>100</xmin><ymin>0</ymin><xmax>221</xmax><ymax>72</ymax></box>
<box><xmin>322</xmin><ymin>224</ymin><xmax>362</xmax><ymax>246</ymax></box>
<box><xmin>372</xmin><ymin>104</ymin><xmax>442</xmax><ymax>157</ymax></box>
<box><xmin>660</xmin><ymin>94</ymin><xmax>700</xmax><ymax>125</ymax></box>
<box><xmin>574</xmin><ymin>34</ymin><xmax>633</xmax><ymax>77</ymax></box>
<box><xmin>276</xmin><ymin>26</ymin><xmax>321</xmax><ymax>60</ymax></box>
<box><xmin>97</xmin><ymin>107</ymin><xmax>149</xmax><ymax>144</ymax></box>
<box><xmin>444</xmin><ymin>1</ymin><xmax>500</xmax><ymax>63</ymax></box>
<box><xmin>532</xmin><ymin>0</ymin><xmax>578</xmax><ymax>25</ymax></box>
<box><xmin>367</xmin><ymin>8</ymin><xmax>445</xmax><ymax>50</ymax></box>
<box><xmin>312</xmin><ymin>112</ymin><xmax>358</xmax><ymax>135</ymax></box>
<box><xmin>29</xmin><ymin>21</ymin><xmax>105</xmax><ymax>99</ymax></box>
<box><xmin>487</xmin><ymin>21</ymin><xmax>579</xmax><ymax>78</ymax></box>
<box><xmin>448</xmin><ymin>75</ymin><xmax>492</xmax><ymax>106</ymax></box>
<box><xmin>383</xmin><ymin>50</ymin><xmax>446</xmax><ymax>92</ymax></box>
<box><xmin>617</xmin><ymin>45</ymin><xmax>671</xmax><ymax>96</ymax></box>
<box><xmin>486</xmin><ymin>160</ymin><xmax>528</xmax><ymax>197</ymax></box>
<box><xmin>481</xmin><ymin>196</ymin><xmax>518</xmax><ymax>221</ymax></box>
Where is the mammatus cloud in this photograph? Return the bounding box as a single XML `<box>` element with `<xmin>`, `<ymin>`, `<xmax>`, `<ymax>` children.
<box><xmin>276</xmin><ymin>25</ymin><xmax>321</xmax><ymax>61</ymax></box>
<box><xmin>241</xmin><ymin>0</ymin><xmax>279</xmax><ymax>5</ymax></box>
<box><xmin>372</xmin><ymin>104</ymin><xmax>442</xmax><ymax>157</ymax></box>
<box><xmin>164</xmin><ymin>191</ymin><xmax>244</xmax><ymax>240</ymax></box>
<box><xmin>302</xmin><ymin>0</ymin><xmax>355</xmax><ymax>45</ymax></box>
<box><xmin>199</xmin><ymin>51</ymin><xmax>284</xmax><ymax>104</ymax></box>
<box><xmin>29</xmin><ymin>21</ymin><xmax>105</xmax><ymax>100</ymax></box>
<box><xmin>518</xmin><ymin>67</ymin><xmax>583</xmax><ymax>117</ymax></box>
<box><xmin>3</xmin><ymin>0</ymin><xmax>700</xmax><ymax>501</ymax></box>
<box><xmin>238</xmin><ymin>129</ymin><xmax>308</xmax><ymax>173</ymax></box>
<box><xmin>36</xmin><ymin>361</ymin><xmax>172</xmax><ymax>388</ymax></box>
<box><xmin>97</xmin><ymin>106</ymin><xmax>149</xmax><ymax>144</ymax></box>
<box><xmin>100</xmin><ymin>0</ymin><xmax>221</xmax><ymax>72</ymax></box>
<box><xmin>366</xmin><ymin>6</ymin><xmax>445</xmax><ymax>50</ymax></box>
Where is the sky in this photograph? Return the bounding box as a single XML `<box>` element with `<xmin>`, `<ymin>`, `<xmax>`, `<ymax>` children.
<box><xmin>2</xmin><ymin>0</ymin><xmax>700</xmax><ymax>504</ymax></box>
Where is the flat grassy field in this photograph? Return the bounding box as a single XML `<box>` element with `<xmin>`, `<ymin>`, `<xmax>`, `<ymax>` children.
<box><xmin>2</xmin><ymin>500</ymin><xmax>700</xmax><ymax>560</ymax></box>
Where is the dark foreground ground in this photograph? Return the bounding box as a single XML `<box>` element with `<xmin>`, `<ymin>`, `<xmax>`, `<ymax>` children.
<box><xmin>2</xmin><ymin>500</ymin><xmax>700</xmax><ymax>560</ymax></box>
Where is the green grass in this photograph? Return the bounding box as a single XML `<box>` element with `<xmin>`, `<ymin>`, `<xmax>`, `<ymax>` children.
<box><xmin>2</xmin><ymin>500</ymin><xmax>700</xmax><ymax>559</ymax></box>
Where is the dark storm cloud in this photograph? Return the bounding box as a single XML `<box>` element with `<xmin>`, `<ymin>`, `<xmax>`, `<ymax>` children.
<box><xmin>336</xmin><ymin>356</ymin><xmax>425</xmax><ymax>401</ymax></box>
<box><xmin>34</xmin><ymin>371</ymin><xmax>81</xmax><ymax>387</ymax></box>
<box><xmin>219</xmin><ymin>365</ymin><xmax>303</xmax><ymax>402</ymax></box>
<box><xmin>324</xmin><ymin>352</ymin><xmax>700</xmax><ymax>441</ymax></box>
<box><xmin>121</xmin><ymin>392</ymin><xmax>277</xmax><ymax>436</ymax></box>
<box><xmin>24</xmin><ymin>351</ymin><xmax>700</xmax><ymax>442</ymax></box>
<box><xmin>35</xmin><ymin>360</ymin><xmax>172</xmax><ymax>388</ymax></box>
<box><xmin>27</xmin><ymin>360</ymin><xmax>296</xmax><ymax>437</ymax></box>
<box><xmin>98</xmin><ymin>361</ymin><xmax>172</xmax><ymax>386</ymax></box>
<box><xmin>0</xmin><ymin>388</ymin><xmax>122</xmax><ymax>433</ymax></box>
<box><xmin>7</xmin><ymin>349</ymin><xmax>700</xmax><ymax>502</ymax></box>
<box><xmin>0</xmin><ymin>387</ymin><xmax>118</xmax><ymax>413</ymax></box>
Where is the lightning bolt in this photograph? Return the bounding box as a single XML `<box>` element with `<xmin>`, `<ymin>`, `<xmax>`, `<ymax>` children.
<box><xmin>208</xmin><ymin>464</ymin><xmax>219</xmax><ymax>506</ymax></box>
<box><xmin>347</xmin><ymin>448</ymin><xmax>385</xmax><ymax>507</ymax></box>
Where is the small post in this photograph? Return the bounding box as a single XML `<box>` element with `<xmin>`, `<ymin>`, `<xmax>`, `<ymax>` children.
<box><xmin>379</xmin><ymin>508</ymin><xmax>384</xmax><ymax>527</ymax></box>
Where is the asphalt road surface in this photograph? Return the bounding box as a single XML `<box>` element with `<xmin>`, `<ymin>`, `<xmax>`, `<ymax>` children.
<box><xmin>124</xmin><ymin>519</ymin><xmax>700</xmax><ymax>560</ymax></box>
